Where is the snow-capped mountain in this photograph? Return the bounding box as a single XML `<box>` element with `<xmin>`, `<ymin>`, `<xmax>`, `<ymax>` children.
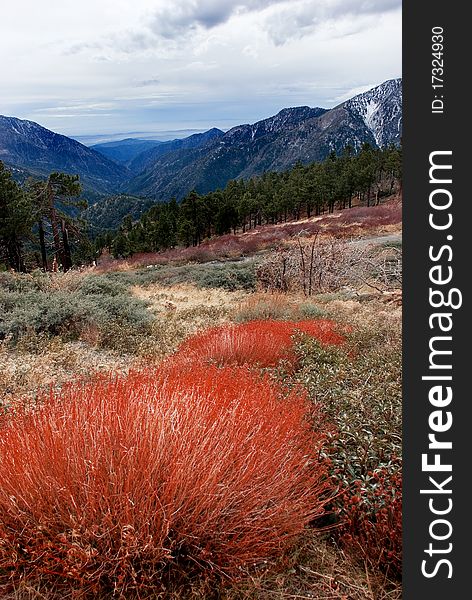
<box><xmin>344</xmin><ymin>78</ymin><xmax>402</xmax><ymax>147</ymax></box>
<box><xmin>223</xmin><ymin>106</ymin><xmax>327</xmax><ymax>142</ymax></box>
<box><xmin>1</xmin><ymin>78</ymin><xmax>402</xmax><ymax>201</ymax></box>
<box><xmin>126</xmin><ymin>78</ymin><xmax>402</xmax><ymax>199</ymax></box>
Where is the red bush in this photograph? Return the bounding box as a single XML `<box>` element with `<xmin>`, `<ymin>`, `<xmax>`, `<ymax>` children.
<box><xmin>0</xmin><ymin>365</ymin><xmax>331</xmax><ymax>595</ymax></box>
<box><xmin>172</xmin><ymin>319</ymin><xmax>345</xmax><ymax>370</ymax></box>
<box><xmin>336</xmin><ymin>203</ymin><xmax>402</xmax><ymax>227</ymax></box>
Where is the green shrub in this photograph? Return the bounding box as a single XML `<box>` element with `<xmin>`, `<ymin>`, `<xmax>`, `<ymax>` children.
<box><xmin>298</xmin><ymin>302</ymin><xmax>325</xmax><ymax>319</ymax></box>
<box><xmin>293</xmin><ymin>319</ymin><xmax>402</xmax><ymax>579</ymax></box>
<box><xmin>295</xmin><ymin>334</ymin><xmax>401</xmax><ymax>478</ymax></box>
<box><xmin>0</xmin><ymin>272</ymin><xmax>40</xmax><ymax>293</ymax></box>
<box><xmin>197</xmin><ymin>262</ymin><xmax>256</xmax><ymax>291</ymax></box>
<box><xmin>0</xmin><ymin>291</ymin><xmax>88</xmax><ymax>339</ymax></box>
<box><xmin>0</xmin><ymin>288</ymin><xmax>152</xmax><ymax>349</ymax></box>
<box><xmin>96</xmin><ymin>261</ymin><xmax>257</xmax><ymax>292</ymax></box>
<box><xmin>78</xmin><ymin>274</ymin><xmax>129</xmax><ymax>297</ymax></box>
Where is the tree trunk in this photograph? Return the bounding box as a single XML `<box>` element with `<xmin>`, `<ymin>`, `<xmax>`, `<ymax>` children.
<box><xmin>48</xmin><ymin>185</ymin><xmax>64</xmax><ymax>268</ymax></box>
<box><xmin>61</xmin><ymin>219</ymin><xmax>72</xmax><ymax>271</ymax></box>
<box><xmin>7</xmin><ymin>239</ymin><xmax>24</xmax><ymax>272</ymax></box>
<box><xmin>38</xmin><ymin>219</ymin><xmax>48</xmax><ymax>271</ymax></box>
<box><xmin>297</xmin><ymin>238</ymin><xmax>307</xmax><ymax>297</ymax></box>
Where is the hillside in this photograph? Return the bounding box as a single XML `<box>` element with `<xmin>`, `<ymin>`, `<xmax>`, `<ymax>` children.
<box><xmin>126</xmin><ymin>127</ymin><xmax>225</xmax><ymax>174</ymax></box>
<box><xmin>91</xmin><ymin>138</ymin><xmax>163</xmax><ymax>167</ymax></box>
<box><xmin>0</xmin><ymin>116</ymin><xmax>130</xmax><ymax>195</ymax></box>
<box><xmin>0</xmin><ymin>207</ymin><xmax>402</xmax><ymax>599</ymax></box>
<box><xmin>125</xmin><ymin>79</ymin><xmax>402</xmax><ymax>199</ymax></box>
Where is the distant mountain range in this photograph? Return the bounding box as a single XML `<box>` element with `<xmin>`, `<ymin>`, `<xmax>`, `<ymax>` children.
<box><xmin>91</xmin><ymin>128</ymin><xmax>225</xmax><ymax>173</ymax></box>
<box><xmin>0</xmin><ymin>78</ymin><xmax>401</xmax><ymax>206</ymax></box>
<box><xmin>124</xmin><ymin>78</ymin><xmax>401</xmax><ymax>199</ymax></box>
<box><xmin>90</xmin><ymin>138</ymin><xmax>163</xmax><ymax>167</ymax></box>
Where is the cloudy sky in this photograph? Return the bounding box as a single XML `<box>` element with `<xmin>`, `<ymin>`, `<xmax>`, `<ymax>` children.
<box><xmin>0</xmin><ymin>0</ymin><xmax>401</xmax><ymax>144</ymax></box>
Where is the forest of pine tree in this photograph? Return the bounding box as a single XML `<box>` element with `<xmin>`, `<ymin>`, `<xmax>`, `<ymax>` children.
<box><xmin>0</xmin><ymin>143</ymin><xmax>401</xmax><ymax>271</ymax></box>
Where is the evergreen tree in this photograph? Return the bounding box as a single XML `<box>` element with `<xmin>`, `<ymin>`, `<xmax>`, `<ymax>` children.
<box><xmin>107</xmin><ymin>143</ymin><xmax>402</xmax><ymax>261</ymax></box>
<box><xmin>28</xmin><ymin>172</ymin><xmax>84</xmax><ymax>271</ymax></box>
<box><xmin>0</xmin><ymin>162</ymin><xmax>34</xmax><ymax>271</ymax></box>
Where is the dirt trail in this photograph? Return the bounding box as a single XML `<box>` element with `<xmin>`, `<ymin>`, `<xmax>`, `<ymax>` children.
<box><xmin>347</xmin><ymin>231</ymin><xmax>402</xmax><ymax>248</ymax></box>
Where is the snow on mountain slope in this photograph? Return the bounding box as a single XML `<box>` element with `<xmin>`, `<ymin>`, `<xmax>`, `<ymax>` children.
<box><xmin>344</xmin><ymin>78</ymin><xmax>402</xmax><ymax>147</ymax></box>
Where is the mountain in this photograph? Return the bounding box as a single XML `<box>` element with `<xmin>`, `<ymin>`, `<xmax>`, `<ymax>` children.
<box><xmin>127</xmin><ymin>128</ymin><xmax>224</xmax><ymax>174</ymax></box>
<box><xmin>84</xmin><ymin>194</ymin><xmax>155</xmax><ymax>231</ymax></box>
<box><xmin>1</xmin><ymin>78</ymin><xmax>402</xmax><ymax>207</ymax></box>
<box><xmin>91</xmin><ymin>138</ymin><xmax>163</xmax><ymax>167</ymax></box>
<box><xmin>0</xmin><ymin>115</ymin><xmax>129</xmax><ymax>194</ymax></box>
<box><xmin>125</xmin><ymin>78</ymin><xmax>402</xmax><ymax>199</ymax></box>
<box><xmin>90</xmin><ymin>129</ymin><xmax>224</xmax><ymax>173</ymax></box>
<box><xmin>125</xmin><ymin>107</ymin><xmax>327</xmax><ymax>198</ymax></box>
<box><xmin>344</xmin><ymin>78</ymin><xmax>402</xmax><ymax>147</ymax></box>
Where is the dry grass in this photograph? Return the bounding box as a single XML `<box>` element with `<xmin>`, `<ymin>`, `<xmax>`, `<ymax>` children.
<box><xmin>3</xmin><ymin>534</ymin><xmax>401</xmax><ymax>600</ymax></box>
<box><xmin>220</xmin><ymin>533</ymin><xmax>402</xmax><ymax>600</ymax></box>
<box><xmin>234</xmin><ymin>293</ymin><xmax>300</xmax><ymax>322</ymax></box>
<box><xmin>0</xmin><ymin>337</ymin><xmax>135</xmax><ymax>410</ymax></box>
<box><xmin>321</xmin><ymin>297</ymin><xmax>402</xmax><ymax>341</ymax></box>
<box><xmin>128</xmin><ymin>283</ymin><xmax>247</xmax><ymax>361</ymax></box>
<box><xmin>132</xmin><ymin>283</ymin><xmax>248</xmax><ymax>316</ymax></box>
<box><xmin>0</xmin><ymin>282</ymin><xmax>246</xmax><ymax>409</ymax></box>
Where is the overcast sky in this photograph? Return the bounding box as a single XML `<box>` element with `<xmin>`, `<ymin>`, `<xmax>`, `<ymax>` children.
<box><xmin>0</xmin><ymin>0</ymin><xmax>401</xmax><ymax>144</ymax></box>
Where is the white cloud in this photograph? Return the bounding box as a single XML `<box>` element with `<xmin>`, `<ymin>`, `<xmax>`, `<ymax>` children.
<box><xmin>0</xmin><ymin>0</ymin><xmax>401</xmax><ymax>139</ymax></box>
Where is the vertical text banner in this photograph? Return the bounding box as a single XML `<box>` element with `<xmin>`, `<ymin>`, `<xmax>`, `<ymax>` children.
<box><xmin>403</xmin><ymin>2</ymin><xmax>468</xmax><ymax>598</ymax></box>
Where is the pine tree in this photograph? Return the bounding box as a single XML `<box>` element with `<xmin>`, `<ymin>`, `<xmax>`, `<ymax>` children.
<box><xmin>28</xmin><ymin>173</ymin><xmax>84</xmax><ymax>271</ymax></box>
<box><xmin>0</xmin><ymin>162</ymin><xmax>34</xmax><ymax>272</ymax></box>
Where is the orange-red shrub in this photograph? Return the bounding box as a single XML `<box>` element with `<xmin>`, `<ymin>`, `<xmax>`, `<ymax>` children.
<box><xmin>0</xmin><ymin>365</ymin><xmax>331</xmax><ymax>595</ymax></box>
<box><xmin>172</xmin><ymin>319</ymin><xmax>345</xmax><ymax>370</ymax></box>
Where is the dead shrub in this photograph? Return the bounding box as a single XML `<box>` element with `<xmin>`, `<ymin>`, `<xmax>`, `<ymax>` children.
<box><xmin>256</xmin><ymin>235</ymin><xmax>402</xmax><ymax>295</ymax></box>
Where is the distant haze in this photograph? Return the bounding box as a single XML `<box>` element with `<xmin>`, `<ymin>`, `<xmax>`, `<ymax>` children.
<box><xmin>1</xmin><ymin>0</ymin><xmax>401</xmax><ymax>142</ymax></box>
<box><xmin>74</xmin><ymin>129</ymin><xmax>220</xmax><ymax>146</ymax></box>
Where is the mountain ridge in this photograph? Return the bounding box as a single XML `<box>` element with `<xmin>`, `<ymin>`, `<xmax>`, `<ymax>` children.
<box><xmin>0</xmin><ymin>115</ymin><xmax>129</xmax><ymax>195</ymax></box>
<box><xmin>91</xmin><ymin>138</ymin><xmax>163</xmax><ymax>167</ymax></box>
<box><xmin>0</xmin><ymin>78</ymin><xmax>402</xmax><ymax>202</ymax></box>
<box><xmin>127</xmin><ymin>127</ymin><xmax>225</xmax><ymax>174</ymax></box>
<box><xmin>125</xmin><ymin>78</ymin><xmax>401</xmax><ymax>198</ymax></box>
